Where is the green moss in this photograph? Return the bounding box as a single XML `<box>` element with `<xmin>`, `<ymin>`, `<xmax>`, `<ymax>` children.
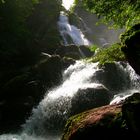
<box><xmin>62</xmin><ymin>111</ymin><xmax>87</xmax><ymax>140</ymax></box>
<box><xmin>89</xmin><ymin>44</ymin><xmax>98</xmax><ymax>52</ymax></box>
<box><xmin>120</xmin><ymin>24</ymin><xmax>140</xmax><ymax>46</ymax></box>
<box><xmin>109</xmin><ymin>111</ymin><xmax>127</xmax><ymax>129</ymax></box>
<box><xmin>87</xmin><ymin>43</ymin><xmax>125</xmax><ymax>65</ymax></box>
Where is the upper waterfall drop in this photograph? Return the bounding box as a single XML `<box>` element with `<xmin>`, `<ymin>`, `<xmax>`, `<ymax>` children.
<box><xmin>57</xmin><ymin>12</ymin><xmax>91</xmax><ymax>46</ymax></box>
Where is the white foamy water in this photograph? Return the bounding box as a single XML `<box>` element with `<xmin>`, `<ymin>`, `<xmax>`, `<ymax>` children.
<box><xmin>58</xmin><ymin>12</ymin><xmax>91</xmax><ymax>46</ymax></box>
<box><xmin>0</xmin><ymin>61</ymin><xmax>100</xmax><ymax>140</ymax></box>
<box><xmin>110</xmin><ymin>62</ymin><xmax>140</xmax><ymax>105</ymax></box>
<box><xmin>22</xmin><ymin>61</ymin><xmax>100</xmax><ymax>136</ymax></box>
<box><xmin>110</xmin><ymin>89</ymin><xmax>139</xmax><ymax>105</ymax></box>
<box><xmin>0</xmin><ymin>61</ymin><xmax>140</xmax><ymax>140</ymax></box>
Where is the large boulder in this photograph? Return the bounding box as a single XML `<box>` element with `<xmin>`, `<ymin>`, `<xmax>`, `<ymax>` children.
<box><xmin>0</xmin><ymin>55</ymin><xmax>64</xmax><ymax>134</ymax></box>
<box><xmin>0</xmin><ymin>73</ymin><xmax>43</xmax><ymax>134</ymax></box>
<box><xmin>62</xmin><ymin>93</ymin><xmax>140</xmax><ymax>140</ymax></box>
<box><xmin>70</xmin><ymin>84</ymin><xmax>112</xmax><ymax>116</ymax></box>
<box><xmin>92</xmin><ymin>62</ymin><xmax>131</xmax><ymax>92</ymax></box>
<box><xmin>121</xmin><ymin>24</ymin><xmax>140</xmax><ymax>75</ymax></box>
<box><xmin>55</xmin><ymin>45</ymin><xmax>93</xmax><ymax>60</ymax></box>
<box><xmin>34</xmin><ymin>55</ymin><xmax>63</xmax><ymax>89</ymax></box>
<box><xmin>55</xmin><ymin>45</ymin><xmax>82</xmax><ymax>59</ymax></box>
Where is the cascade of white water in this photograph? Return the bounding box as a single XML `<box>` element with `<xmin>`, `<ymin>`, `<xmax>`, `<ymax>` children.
<box><xmin>58</xmin><ymin>12</ymin><xmax>91</xmax><ymax>46</ymax></box>
<box><xmin>22</xmin><ymin>61</ymin><xmax>100</xmax><ymax>137</ymax></box>
<box><xmin>110</xmin><ymin>62</ymin><xmax>140</xmax><ymax>105</ymax></box>
<box><xmin>0</xmin><ymin>61</ymin><xmax>140</xmax><ymax>140</ymax></box>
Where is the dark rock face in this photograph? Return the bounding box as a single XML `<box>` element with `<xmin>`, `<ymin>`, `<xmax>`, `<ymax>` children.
<box><xmin>92</xmin><ymin>62</ymin><xmax>131</xmax><ymax>92</ymax></box>
<box><xmin>35</xmin><ymin>55</ymin><xmax>63</xmax><ymax>89</ymax></box>
<box><xmin>70</xmin><ymin>85</ymin><xmax>112</xmax><ymax>116</ymax></box>
<box><xmin>122</xmin><ymin>93</ymin><xmax>140</xmax><ymax>135</ymax></box>
<box><xmin>62</xmin><ymin>57</ymin><xmax>76</xmax><ymax>70</ymax></box>
<box><xmin>121</xmin><ymin>24</ymin><xmax>140</xmax><ymax>75</ymax></box>
<box><xmin>0</xmin><ymin>55</ymin><xmax>64</xmax><ymax>134</ymax></box>
<box><xmin>62</xmin><ymin>93</ymin><xmax>140</xmax><ymax>140</ymax></box>
<box><xmin>79</xmin><ymin>45</ymin><xmax>94</xmax><ymax>57</ymax></box>
<box><xmin>55</xmin><ymin>45</ymin><xmax>93</xmax><ymax>60</ymax></box>
<box><xmin>0</xmin><ymin>74</ymin><xmax>42</xmax><ymax>133</ymax></box>
<box><xmin>27</xmin><ymin>0</ymin><xmax>63</xmax><ymax>54</ymax></box>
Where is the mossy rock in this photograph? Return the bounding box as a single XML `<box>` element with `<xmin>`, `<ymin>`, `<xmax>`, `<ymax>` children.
<box><xmin>61</xmin><ymin>93</ymin><xmax>140</xmax><ymax>140</ymax></box>
<box><xmin>121</xmin><ymin>23</ymin><xmax>140</xmax><ymax>75</ymax></box>
<box><xmin>61</xmin><ymin>104</ymin><xmax>129</xmax><ymax>140</ymax></box>
<box><xmin>70</xmin><ymin>85</ymin><xmax>111</xmax><ymax>116</ymax></box>
<box><xmin>88</xmin><ymin>43</ymin><xmax>125</xmax><ymax>65</ymax></box>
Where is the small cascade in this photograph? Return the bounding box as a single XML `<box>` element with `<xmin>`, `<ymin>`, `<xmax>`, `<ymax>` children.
<box><xmin>57</xmin><ymin>12</ymin><xmax>91</xmax><ymax>46</ymax></box>
<box><xmin>0</xmin><ymin>61</ymin><xmax>140</xmax><ymax>140</ymax></box>
<box><xmin>22</xmin><ymin>61</ymin><xmax>101</xmax><ymax>137</ymax></box>
<box><xmin>110</xmin><ymin>62</ymin><xmax>140</xmax><ymax>104</ymax></box>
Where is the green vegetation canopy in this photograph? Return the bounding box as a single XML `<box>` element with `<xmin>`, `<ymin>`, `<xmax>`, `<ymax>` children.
<box><xmin>74</xmin><ymin>0</ymin><xmax>140</xmax><ymax>28</ymax></box>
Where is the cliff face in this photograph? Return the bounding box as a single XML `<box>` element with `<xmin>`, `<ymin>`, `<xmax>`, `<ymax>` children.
<box><xmin>27</xmin><ymin>0</ymin><xmax>63</xmax><ymax>54</ymax></box>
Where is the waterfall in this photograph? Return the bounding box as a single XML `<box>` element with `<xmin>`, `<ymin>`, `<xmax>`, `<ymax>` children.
<box><xmin>0</xmin><ymin>61</ymin><xmax>140</xmax><ymax>140</ymax></box>
<box><xmin>110</xmin><ymin>62</ymin><xmax>140</xmax><ymax>104</ymax></box>
<box><xmin>57</xmin><ymin>12</ymin><xmax>91</xmax><ymax>46</ymax></box>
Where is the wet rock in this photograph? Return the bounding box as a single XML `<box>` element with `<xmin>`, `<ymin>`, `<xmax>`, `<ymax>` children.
<box><xmin>70</xmin><ymin>84</ymin><xmax>112</xmax><ymax>116</ymax></box>
<box><xmin>55</xmin><ymin>45</ymin><xmax>93</xmax><ymax>60</ymax></box>
<box><xmin>0</xmin><ymin>55</ymin><xmax>63</xmax><ymax>134</ymax></box>
<box><xmin>93</xmin><ymin>62</ymin><xmax>131</xmax><ymax>92</ymax></box>
<box><xmin>79</xmin><ymin>45</ymin><xmax>94</xmax><ymax>57</ymax></box>
<box><xmin>62</xmin><ymin>93</ymin><xmax>140</xmax><ymax>140</ymax></box>
<box><xmin>62</xmin><ymin>57</ymin><xmax>76</xmax><ymax>69</ymax></box>
<box><xmin>55</xmin><ymin>45</ymin><xmax>83</xmax><ymax>59</ymax></box>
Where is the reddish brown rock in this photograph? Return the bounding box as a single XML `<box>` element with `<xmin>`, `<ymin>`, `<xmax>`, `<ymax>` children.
<box><xmin>62</xmin><ymin>93</ymin><xmax>140</xmax><ymax>140</ymax></box>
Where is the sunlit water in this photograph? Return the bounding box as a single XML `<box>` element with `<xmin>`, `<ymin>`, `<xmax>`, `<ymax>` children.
<box><xmin>62</xmin><ymin>0</ymin><xmax>75</xmax><ymax>10</ymax></box>
<box><xmin>0</xmin><ymin>61</ymin><xmax>140</xmax><ymax>140</ymax></box>
<box><xmin>58</xmin><ymin>12</ymin><xmax>91</xmax><ymax>46</ymax></box>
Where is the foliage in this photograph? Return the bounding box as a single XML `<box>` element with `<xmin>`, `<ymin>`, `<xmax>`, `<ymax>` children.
<box><xmin>120</xmin><ymin>23</ymin><xmax>140</xmax><ymax>46</ymax></box>
<box><xmin>0</xmin><ymin>0</ymin><xmax>42</xmax><ymax>67</ymax></box>
<box><xmin>0</xmin><ymin>0</ymin><xmax>40</xmax><ymax>43</ymax></box>
<box><xmin>89</xmin><ymin>44</ymin><xmax>98</xmax><ymax>52</ymax></box>
<box><xmin>74</xmin><ymin>0</ymin><xmax>140</xmax><ymax>28</ymax></box>
<box><xmin>88</xmin><ymin>43</ymin><xmax>125</xmax><ymax>65</ymax></box>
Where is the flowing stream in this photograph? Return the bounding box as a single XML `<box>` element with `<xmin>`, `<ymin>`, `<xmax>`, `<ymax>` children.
<box><xmin>0</xmin><ymin>4</ymin><xmax>140</xmax><ymax>139</ymax></box>
<box><xmin>57</xmin><ymin>12</ymin><xmax>91</xmax><ymax>46</ymax></box>
<box><xmin>0</xmin><ymin>60</ymin><xmax>140</xmax><ymax>140</ymax></box>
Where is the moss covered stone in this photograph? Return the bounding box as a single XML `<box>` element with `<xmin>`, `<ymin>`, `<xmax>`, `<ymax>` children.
<box><xmin>61</xmin><ymin>93</ymin><xmax>140</xmax><ymax>140</ymax></box>
<box><xmin>121</xmin><ymin>23</ymin><xmax>140</xmax><ymax>75</ymax></box>
<box><xmin>88</xmin><ymin>43</ymin><xmax>125</xmax><ymax>65</ymax></box>
<box><xmin>61</xmin><ymin>104</ymin><xmax>129</xmax><ymax>140</ymax></box>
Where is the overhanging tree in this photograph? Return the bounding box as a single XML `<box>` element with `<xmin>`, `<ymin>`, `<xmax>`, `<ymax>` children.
<box><xmin>74</xmin><ymin>0</ymin><xmax>140</xmax><ymax>28</ymax></box>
